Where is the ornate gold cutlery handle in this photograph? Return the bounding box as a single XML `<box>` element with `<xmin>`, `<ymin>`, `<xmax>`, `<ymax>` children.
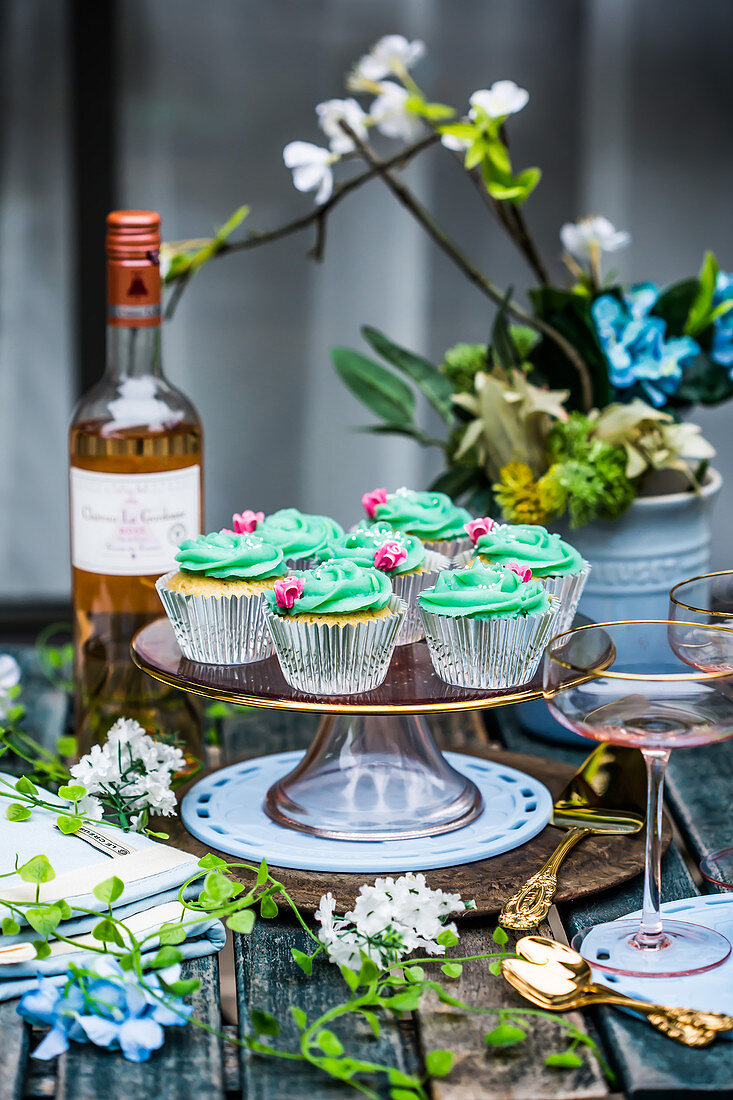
<box><xmin>499</xmin><ymin>828</ymin><xmax>592</xmax><ymax>930</ymax></box>
<box><xmin>586</xmin><ymin>987</ymin><xmax>733</xmax><ymax>1047</ymax></box>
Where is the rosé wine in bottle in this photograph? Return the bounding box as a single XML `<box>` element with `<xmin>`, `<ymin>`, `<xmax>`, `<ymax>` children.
<box><xmin>69</xmin><ymin>211</ymin><xmax>203</xmax><ymax>763</ymax></box>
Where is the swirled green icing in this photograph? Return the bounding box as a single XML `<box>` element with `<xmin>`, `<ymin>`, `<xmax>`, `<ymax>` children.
<box><xmin>317</xmin><ymin>521</ymin><xmax>425</xmax><ymax>576</ymax></box>
<box><xmin>370</xmin><ymin>489</ymin><xmax>472</xmax><ymax>541</ymax></box>
<box><xmin>265</xmin><ymin>560</ymin><xmax>393</xmax><ymax>617</ymax></box>
<box><xmin>474</xmin><ymin>524</ymin><xmax>584</xmax><ymax>578</ymax></box>
<box><xmin>418</xmin><ymin>562</ymin><xmax>550</xmax><ymax>619</ymax></box>
<box><xmin>258</xmin><ymin>508</ymin><xmax>344</xmax><ymax>558</ymax></box>
<box><xmin>175</xmin><ymin>532</ymin><xmax>286</xmax><ymax>580</ymax></box>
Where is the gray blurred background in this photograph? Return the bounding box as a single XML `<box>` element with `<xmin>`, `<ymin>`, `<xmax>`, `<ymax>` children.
<box><xmin>2</xmin><ymin>0</ymin><xmax>732</xmax><ymax>606</ymax></box>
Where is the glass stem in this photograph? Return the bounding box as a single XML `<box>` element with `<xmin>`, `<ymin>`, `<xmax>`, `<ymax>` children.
<box><xmin>635</xmin><ymin>748</ymin><xmax>671</xmax><ymax>948</ymax></box>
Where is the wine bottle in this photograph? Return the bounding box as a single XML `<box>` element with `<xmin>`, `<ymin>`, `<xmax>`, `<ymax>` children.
<box><xmin>69</xmin><ymin>210</ymin><xmax>203</xmax><ymax>760</ymax></box>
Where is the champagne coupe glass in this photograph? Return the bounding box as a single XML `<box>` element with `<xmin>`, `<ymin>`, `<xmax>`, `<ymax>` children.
<box><xmin>544</xmin><ymin>620</ymin><xmax>733</xmax><ymax>977</ymax></box>
<box><xmin>669</xmin><ymin>571</ymin><xmax>733</xmax><ymax>890</ymax></box>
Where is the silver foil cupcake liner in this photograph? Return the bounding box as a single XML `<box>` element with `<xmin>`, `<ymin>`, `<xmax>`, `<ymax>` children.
<box><xmin>156</xmin><ymin>572</ymin><xmax>274</xmax><ymax>665</ymax></box>
<box><xmin>453</xmin><ymin>551</ymin><xmax>590</xmax><ymax>633</ymax></box>
<box><xmin>419</xmin><ymin>599</ymin><xmax>561</xmax><ymax>689</ymax></box>
<box><xmin>424</xmin><ymin>535</ymin><xmax>473</xmax><ymax>559</ymax></box>
<box><xmin>392</xmin><ymin>550</ymin><xmax>450</xmax><ymax>645</ymax></box>
<box><xmin>263</xmin><ymin>596</ymin><xmax>406</xmax><ymax>695</ymax></box>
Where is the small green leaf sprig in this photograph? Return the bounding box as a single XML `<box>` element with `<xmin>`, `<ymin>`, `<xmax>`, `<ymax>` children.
<box><xmin>2</xmin><ymin>853</ymin><xmax>613</xmax><ymax>1089</ymax></box>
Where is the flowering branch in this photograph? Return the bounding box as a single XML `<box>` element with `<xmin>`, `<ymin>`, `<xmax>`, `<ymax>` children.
<box><xmin>164</xmin><ymin>132</ymin><xmax>441</xmax><ymax>320</ymax></box>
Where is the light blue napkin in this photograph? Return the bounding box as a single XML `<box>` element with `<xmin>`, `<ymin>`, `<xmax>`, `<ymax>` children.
<box><xmin>0</xmin><ymin>772</ymin><xmax>225</xmax><ymax>999</ymax></box>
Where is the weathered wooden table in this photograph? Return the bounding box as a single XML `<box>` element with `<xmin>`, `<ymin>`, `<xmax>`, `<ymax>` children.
<box><xmin>3</xmin><ymin>644</ymin><xmax>733</xmax><ymax>1100</ymax></box>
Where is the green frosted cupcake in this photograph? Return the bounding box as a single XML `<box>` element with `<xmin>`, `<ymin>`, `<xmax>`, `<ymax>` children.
<box><xmin>418</xmin><ymin>561</ymin><xmax>559</xmax><ymax>689</ymax></box>
<box><xmin>234</xmin><ymin>507</ymin><xmax>343</xmax><ymax>567</ymax></box>
<box><xmin>361</xmin><ymin>487</ymin><xmax>472</xmax><ymax>558</ymax></box>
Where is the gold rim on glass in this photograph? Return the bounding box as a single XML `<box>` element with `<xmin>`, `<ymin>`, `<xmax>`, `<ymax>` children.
<box><xmin>545</xmin><ymin>619</ymin><xmax>733</xmax><ymax>682</ymax></box>
<box><xmin>669</xmin><ymin>570</ymin><xmax>733</xmax><ymax>617</ymax></box>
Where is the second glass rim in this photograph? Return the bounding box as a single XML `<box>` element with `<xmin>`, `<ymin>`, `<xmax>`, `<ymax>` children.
<box><xmin>669</xmin><ymin>569</ymin><xmax>733</xmax><ymax>617</ymax></box>
<box><xmin>545</xmin><ymin>618</ymin><xmax>733</xmax><ymax>682</ymax></box>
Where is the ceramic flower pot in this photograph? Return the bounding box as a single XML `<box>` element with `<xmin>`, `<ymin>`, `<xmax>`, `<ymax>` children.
<box><xmin>515</xmin><ymin>468</ymin><xmax>723</xmax><ymax>745</ymax></box>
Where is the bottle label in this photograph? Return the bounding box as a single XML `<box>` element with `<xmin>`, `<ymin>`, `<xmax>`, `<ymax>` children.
<box><xmin>107</xmin><ymin>260</ymin><xmax>161</xmax><ymax>328</ymax></box>
<box><xmin>70</xmin><ymin>466</ymin><xmax>201</xmax><ymax>576</ymax></box>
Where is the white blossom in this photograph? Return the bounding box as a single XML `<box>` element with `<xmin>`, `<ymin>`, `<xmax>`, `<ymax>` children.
<box><xmin>315</xmin><ymin>873</ymin><xmax>466</xmax><ymax>969</ymax></box>
<box><xmin>283</xmin><ymin>141</ymin><xmax>336</xmax><ymax>205</ymax></box>
<box><xmin>315</xmin><ymin>98</ymin><xmax>369</xmax><ymax>154</ymax></box>
<box><xmin>354</xmin><ymin>34</ymin><xmax>425</xmax><ymax>83</ymax></box>
<box><xmin>70</xmin><ymin>717</ymin><xmax>184</xmax><ymax>830</ymax></box>
<box><xmin>369</xmin><ymin>81</ymin><xmax>424</xmax><ymax>142</ymax></box>
<box><xmin>469</xmin><ymin>81</ymin><xmax>529</xmax><ymax>121</ymax></box>
<box><xmin>560</xmin><ymin>216</ymin><xmax>631</xmax><ymax>262</ymax></box>
<box><xmin>0</xmin><ymin>654</ymin><xmax>21</xmax><ymax>720</ymax></box>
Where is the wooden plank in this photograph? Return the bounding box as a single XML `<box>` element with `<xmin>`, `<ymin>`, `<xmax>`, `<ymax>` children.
<box><xmin>562</xmin><ymin>847</ymin><xmax>733</xmax><ymax>1099</ymax></box>
<box><xmin>234</xmin><ymin>918</ymin><xmax>422</xmax><ymax>1099</ymax></box>
<box><xmin>417</xmin><ymin>921</ymin><xmax>610</xmax><ymax>1100</ymax></box>
<box><xmin>666</xmin><ymin>740</ymin><xmax>733</xmax><ymax>879</ymax></box>
<box><xmin>56</xmin><ymin>955</ymin><xmax>224</xmax><ymax>1100</ymax></box>
<box><xmin>0</xmin><ymin>1000</ymin><xmax>29</xmax><ymax>1100</ymax></box>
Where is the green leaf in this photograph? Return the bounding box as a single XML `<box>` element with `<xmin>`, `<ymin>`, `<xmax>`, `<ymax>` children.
<box><xmin>404</xmin><ymin>965</ymin><xmax>425</xmax><ymax>983</ymax></box>
<box><xmin>546</xmin><ymin>1051</ymin><xmax>584</xmax><ymax>1069</ymax></box>
<box><xmin>250</xmin><ymin>1009</ymin><xmax>280</xmax><ymax>1037</ymax></box>
<box><xmin>676</xmin><ymin>350</ymin><xmax>733</xmax><ymax>406</ymax></box>
<box><xmin>652</xmin><ymin>278</ymin><xmax>699</xmax><ymax>337</ymax></box>
<box><xmin>259</xmin><ymin>894</ymin><xmax>278</xmax><ymax>919</ymax></box>
<box><xmin>15</xmin><ymin>776</ymin><xmax>37</xmax><ymax>796</ymax></box>
<box><xmin>440</xmin><ymin>962</ymin><xmax>463</xmax><ymax>979</ymax></box>
<box><xmin>492</xmin><ymin>925</ymin><xmax>508</xmax><ymax>945</ymax></box>
<box><xmin>382</xmin><ymin>987</ymin><xmax>422</xmax><ymax>1011</ymax></box>
<box><xmin>2</xmin><ymin>917</ymin><xmax>19</xmax><ymax>935</ymax></box>
<box><xmin>291</xmin><ymin>948</ymin><xmax>313</xmax><ymax>975</ymax></box>
<box><xmin>361</xmin><ymin>1010</ymin><xmax>380</xmax><ymax>1038</ymax></box>
<box><xmin>360</xmin><ymin>325</ymin><xmax>455</xmax><ymax>424</ymax></box>
<box><xmin>203</xmin><ymin>871</ymin><xmax>237</xmax><ymax>903</ymax></box>
<box><xmin>32</xmin><ymin>940</ymin><xmax>51</xmax><ymax>960</ymax></box>
<box><xmin>198</xmin><ymin>853</ymin><xmax>228</xmax><ymax>871</ymax></box>
<box><xmin>425</xmin><ymin>1049</ymin><xmax>454</xmax><ymax>1077</ymax></box>
<box><xmin>290</xmin><ymin>1005</ymin><xmax>307</xmax><ymax>1029</ymax></box>
<box><xmin>17</xmin><ymin>854</ymin><xmax>55</xmax><ymax>885</ymax></box>
<box><xmin>529</xmin><ymin>286</ymin><xmax>611</xmax><ymax>410</ymax></box>
<box><xmin>92</xmin><ymin>876</ymin><xmax>124</xmax><ymax>905</ymax></box>
<box><xmin>56</xmin><ymin>814</ymin><xmax>83</xmax><ymax>835</ymax></box>
<box><xmin>150</xmin><ymin>945</ymin><xmax>183</xmax><ymax>968</ymax></box>
<box><xmin>488</xmin><ymin>960</ymin><xmax>502</xmax><ymax>976</ymax></box>
<box><xmin>340</xmin><ymin>965</ymin><xmax>359</xmax><ymax>991</ymax></box>
<box><xmin>684</xmin><ymin>251</ymin><xmax>718</xmax><ymax>335</ymax></box>
<box><xmin>357</xmin><ymin>423</ymin><xmax>446</xmax><ymax>449</ymax></box>
<box><xmin>358</xmin><ymin>955</ymin><xmax>379</xmax><ymax>985</ymax></box>
<box><xmin>390</xmin><ymin>1091</ymin><xmax>421</xmax><ymax>1100</ymax></box>
<box><xmin>159</xmin><ymin>921</ymin><xmax>188</xmax><ymax>944</ymax></box>
<box><xmin>387</xmin><ymin>1069</ymin><xmax>422</xmax><ymax>1088</ymax></box>
<box><xmin>6</xmin><ymin>803</ymin><xmax>32</xmax><ymax>822</ymax></box>
<box><xmin>92</xmin><ymin>918</ymin><xmax>125</xmax><ymax>948</ymax></box>
<box><xmin>57</xmin><ymin>900</ymin><xmax>72</xmax><ymax>921</ymax></box>
<box><xmin>256</xmin><ymin>858</ymin><xmax>268</xmax><ymax>886</ymax></box>
<box><xmin>437</xmin><ymin>928</ymin><xmax>459</xmax><ymax>948</ymax></box>
<box><xmin>162</xmin><ymin>977</ymin><xmax>200</xmax><ymax>996</ymax></box>
<box><xmin>58</xmin><ymin>784</ymin><xmax>86</xmax><ymax>802</ymax></box>
<box><xmin>226</xmin><ymin>909</ymin><xmax>255</xmax><ymax>934</ymax></box>
<box><xmin>56</xmin><ymin>736</ymin><xmax>77</xmax><ymax>757</ymax></box>
<box><xmin>25</xmin><ymin>905</ymin><xmax>62</xmax><ymax>937</ymax></box>
<box><xmin>331</xmin><ymin>347</ymin><xmax>416</xmax><ymax>425</ymax></box>
<box><xmin>316</xmin><ymin>1029</ymin><xmax>344</xmax><ymax>1056</ymax></box>
<box><xmin>509</xmin><ymin>324</ymin><xmax>541</xmax><ymax>360</ymax></box>
<box><xmin>146</xmin><ymin>830</ymin><xmax>169</xmax><ymax>839</ymax></box>
<box><xmin>492</xmin><ymin>290</ymin><xmax>519</xmax><ymax>370</ymax></box>
<box><xmin>484</xmin><ymin>1023</ymin><xmax>526</xmax><ymax>1047</ymax></box>
<box><xmin>465</xmin><ymin>137</ymin><xmax>488</xmax><ymax>171</ymax></box>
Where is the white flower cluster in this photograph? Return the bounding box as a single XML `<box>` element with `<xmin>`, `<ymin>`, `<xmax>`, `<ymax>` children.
<box><xmin>283</xmin><ymin>34</ymin><xmax>426</xmax><ymax>204</ymax></box>
<box><xmin>0</xmin><ymin>654</ymin><xmax>21</xmax><ymax>721</ymax></box>
<box><xmin>560</xmin><ymin>216</ymin><xmax>631</xmax><ymax>263</ymax></box>
<box><xmin>70</xmin><ymin>718</ymin><xmax>185</xmax><ymax>829</ymax></box>
<box><xmin>315</xmin><ymin>873</ymin><xmax>465</xmax><ymax>970</ymax></box>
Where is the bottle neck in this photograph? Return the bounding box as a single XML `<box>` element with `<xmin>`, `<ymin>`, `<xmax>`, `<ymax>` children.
<box><xmin>105</xmin><ymin>324</ymin><xmax>163</xmax><ymax>380</ymax></box>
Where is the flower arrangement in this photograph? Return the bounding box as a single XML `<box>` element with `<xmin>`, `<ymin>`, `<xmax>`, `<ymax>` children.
<box><xmin>160</xmin><ymin>33</ymin><xmax>730</xmax><ymax>527</ymax></box>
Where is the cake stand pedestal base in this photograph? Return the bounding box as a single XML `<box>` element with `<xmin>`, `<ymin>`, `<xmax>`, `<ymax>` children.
<box><xmin>263</xmin><ymin>712</ymin><xmax>483</xmax><ymax>840</ymax></box>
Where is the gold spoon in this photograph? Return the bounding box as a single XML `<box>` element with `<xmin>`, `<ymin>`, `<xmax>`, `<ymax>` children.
<box><xmin>500</xmin><ymin>744</ymin><xmax>646</xmax><ymax>931</ymax></box>
<box><xmin>502</xmin><ymin>935</ymin><xmax>733</xmax><ymax>1047</ymax></box>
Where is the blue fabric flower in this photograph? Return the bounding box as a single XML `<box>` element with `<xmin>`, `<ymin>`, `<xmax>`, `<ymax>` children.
<box><xmin>17</xmin><ymin>958</ymin><xmax>192</xmax><ymax>1063</ymax></box>
<box><xmin>591</xmin><ymin>283</ymin><xmax>700</xmax><ymax>407</ymax></box>
<box><xmin>711</xmin><ymin>271</ymin><xmax>733</xmax><ymax>370</ymax></box>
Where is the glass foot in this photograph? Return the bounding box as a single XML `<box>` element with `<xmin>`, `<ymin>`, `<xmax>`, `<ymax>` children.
<box><xmin>700</xmin><ymin>846</ymin><xmax>733</xmax><ymax>890</ymax></box>
<box><xmin>264</xmin><ymin>712</ymin><xmax>483</xmax><ymax>840</ymax></box>
<box><xmin>573</xmin><ymin>918</ymin><xmax>731</xmax><ymax>977</ymax></box>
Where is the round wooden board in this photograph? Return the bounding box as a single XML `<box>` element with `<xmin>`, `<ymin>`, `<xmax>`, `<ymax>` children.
<box><xmin>163</xmin><ymin>746</ymin><xmax>669</xmax><ymax>918</ymax></box>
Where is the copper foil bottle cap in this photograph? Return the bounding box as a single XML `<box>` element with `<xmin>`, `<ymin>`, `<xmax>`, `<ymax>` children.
<box><xmin>106</xmin><ymin>210</ymin><xmax>161</xmax><ymax>261</ymax></box>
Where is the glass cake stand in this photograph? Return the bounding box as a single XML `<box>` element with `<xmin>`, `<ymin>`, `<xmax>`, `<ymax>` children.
<box><xmin>131</xmin><ymin>617</ymin><xmax>546</xmax><ymax>844</ymax></box>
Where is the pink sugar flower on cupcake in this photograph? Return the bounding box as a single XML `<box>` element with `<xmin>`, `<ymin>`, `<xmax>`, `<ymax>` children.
<box><xmin>373</xmin><ymin>542</ymin><xmax>408</xmax><ymax>572</ymax></box>
<box><xmin>232</xmin><ymin>509</ymin><xmax>264</xmax><ymax>534</ymax></box>
<box><xmin>465</xmin><ymin>516</ymin><xmax>495</xmax><ymax>546</ymax></box>
<box><xmin>362</xmin><ymin>488</ymin><xmax>388</xmax><ymax>519</ymax></box>
<box><xmin>274</xmin><ymin>576</ymin><xmax>305</xmax><ymax>609</ymax></box>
